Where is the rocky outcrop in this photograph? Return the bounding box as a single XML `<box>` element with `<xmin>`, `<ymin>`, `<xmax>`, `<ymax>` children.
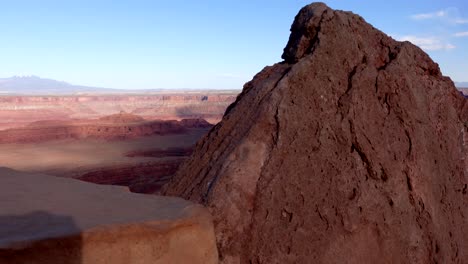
<box><xmin>0</xmin><ymin>116</ymin><xmax>212</xmax><ymax>144</ymax></box>
<box><xmin>0</xmin><ymin>167</ymin><xmax>218</xmax><ymax>264</ymax></box>
<box><xmin>163</xmin><ymin>3</ymin><xmax>467</xmax><ymax>263</ymax></box>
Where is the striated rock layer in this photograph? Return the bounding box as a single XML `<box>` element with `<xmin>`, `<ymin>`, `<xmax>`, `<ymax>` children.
<box><xmin>0</xmin><ymin>115</ymin><xmax>211</xmax><ymax>144</ymax></box>
<box><xmin>0</xmin><ymin>92</ymin><xmax>237</xmax><ymax>129</ymax></box>
<box><xmin>0</xmin><ymin>168</ymin><xmax>218</xmax><ymax>264</ymax></box>
<box><xmin>163</xmin><ymin>3</ymin><xmax>468</xmax><ymax>263</ymax></box>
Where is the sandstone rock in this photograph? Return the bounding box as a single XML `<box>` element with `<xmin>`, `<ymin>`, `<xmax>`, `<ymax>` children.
<box><xmin>0</xmin><ymin>167</ymin><xmax>218</xmax><ymax>264</ymax></box>
<box><xmin>163</xmin><ymin>2</ymin><xmax>467</xmax><ymax>263</ymax></box>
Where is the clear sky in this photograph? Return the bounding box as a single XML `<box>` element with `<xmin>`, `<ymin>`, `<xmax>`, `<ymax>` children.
<box><xmin>0</xmin><ymin>0</ymin><xmax>466</xmax><ymax>89</ymax></box>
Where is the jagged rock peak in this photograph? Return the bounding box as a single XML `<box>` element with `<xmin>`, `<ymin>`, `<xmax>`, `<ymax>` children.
<box><xmin>282</xmin><ymin>2</ymin><xmax>331</xmax><ymax>62</ymax></box>
<box><xmin>163</xmin><ymin>2</ymin><xmax>467</xmax><ymax>263</ymax></box>
<box><xmin>282</xmin><ymin>2</ymin><xmax>442</xmax><ymax>80</ymax></box>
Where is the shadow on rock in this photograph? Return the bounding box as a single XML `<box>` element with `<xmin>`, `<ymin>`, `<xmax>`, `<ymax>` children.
<box><xmin>0</xmin><ymin>211</ymin><xmax>82</xmax><ymax>264</ymax></box>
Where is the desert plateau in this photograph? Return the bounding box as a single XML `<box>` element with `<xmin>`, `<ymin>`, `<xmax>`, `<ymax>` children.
<box><xmin>1</xmin><ymin>1</ymin><xmax>467</xmax><ymax>264</ymax></box>
<box><xmin>0</xmin><ymin>91</ymin><xmax>237</xmax><ymax>130</ymax></box>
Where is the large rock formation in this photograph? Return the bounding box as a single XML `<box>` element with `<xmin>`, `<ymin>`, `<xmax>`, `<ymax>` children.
<box><xmin>0</xmin><ymin>168</ymin><xmax>218</xmax><ymax>264</ymax></box>
<box><xmin>163</xmin><ymin>3</ymin><xmax>468</xmax><ymax>263</ymax></box>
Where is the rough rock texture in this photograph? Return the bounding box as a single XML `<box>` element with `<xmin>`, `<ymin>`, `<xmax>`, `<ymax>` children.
<box><xmin>163</xmin><ymin>3</ymin><xmax>468</xmax><ymax>263</ymax></box>
<box><xmin>0</xmin><ymin>168</ymin><xmax>218</xmax><ymax>264</ymax></box>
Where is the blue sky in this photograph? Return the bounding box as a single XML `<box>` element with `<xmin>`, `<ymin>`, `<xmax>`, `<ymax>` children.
<box><xmin>0</xmin><ymin>0</ymin><xmax>466</xmax><ymax>89</ymax></box>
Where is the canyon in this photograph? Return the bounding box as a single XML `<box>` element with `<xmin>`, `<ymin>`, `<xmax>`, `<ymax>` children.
<box><xmin>0</xmin><ymin>117</ymin><xmax>210</xmax><ymax>193</ymax></box>
<box><xmin>0</xmin><ymin>92</ymin><xmax>237</xmax><ymax>130</ymax></box>
<box><xmin>0</xmin><ymin>91</ymin><xmax>236</xmax><ymax>193</ymax></box>
<box><xmin>1</xmin><ymin>2</ymin><xmax>467</xmax><ymax>264</ymax></box>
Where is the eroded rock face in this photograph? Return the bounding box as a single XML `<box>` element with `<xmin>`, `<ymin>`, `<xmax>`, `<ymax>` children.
<box><xmin>163</xmin><ymin>3</ymin><xmax>467</xmax><ymax>263</ymax></box>
<box><xmin>0</xmin><ymin>168</ymin><xmax>218</xmax><ymax>264</ymax></box>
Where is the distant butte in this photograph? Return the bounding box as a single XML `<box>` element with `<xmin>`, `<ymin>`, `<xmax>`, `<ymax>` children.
<box><xmin>163</xmin><ymin>2</ymin><xmax>468</xmax><ymax>263</ymax></box>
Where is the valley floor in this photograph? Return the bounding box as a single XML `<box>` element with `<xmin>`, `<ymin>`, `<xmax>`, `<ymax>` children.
<box><xmin>0</xmin><ymin>128</ymin><xmax>209</xmax><ymax>193</ymax></box>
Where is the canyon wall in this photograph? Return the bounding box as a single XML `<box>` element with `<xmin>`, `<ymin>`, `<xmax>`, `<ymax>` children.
<box><xmin>0</xmin><ymin>115</ymin><xmax>211</xmax><ymax>144</ymax></box>
<box><xmin>0</xmin><ymin>92</ymin><xmax>237</xmax><ymax>129</ymax></box>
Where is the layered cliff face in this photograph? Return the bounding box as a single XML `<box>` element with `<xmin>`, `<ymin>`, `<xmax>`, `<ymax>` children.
<box><xmin>0</xmin><ymin>114</ymin><xmax>211</xmax><ymax>144</ymax></box>
<box><xmin>0</xmin><ymin>93</ymin><xmax>237</xmax><ymax>130</ymax></box>
<box><xmin>163</xmin><ymin>3</ymin><xmax>468</xmax><ymax>264</ymax></box>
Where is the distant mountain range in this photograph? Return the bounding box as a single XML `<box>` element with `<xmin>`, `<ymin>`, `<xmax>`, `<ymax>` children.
<box><xmin>0</xmin><ymin>76</ymin><xmax>239</xmax><ymax>95</ymax></box>
<box><xmin>0</xmin><ymin>75</ymin><xmax>462</xmax><ymax>95</ymax></box>
<box><xmin>0</xmin><ymin>76</ymin><xmax>121</xmax><ymax>95</ymax></box>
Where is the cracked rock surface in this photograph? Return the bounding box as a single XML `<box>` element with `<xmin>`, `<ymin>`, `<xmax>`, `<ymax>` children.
<box><xmin>162</xmin><ymin>2</ymin><xmax>468</xmax><ymax>263</ymax></box>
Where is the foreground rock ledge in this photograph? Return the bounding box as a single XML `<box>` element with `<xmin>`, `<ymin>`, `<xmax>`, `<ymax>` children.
<box><xmin>0</xmin><ymin>168</ymin><xmax>218</xmax><ymax>264</ymax></box>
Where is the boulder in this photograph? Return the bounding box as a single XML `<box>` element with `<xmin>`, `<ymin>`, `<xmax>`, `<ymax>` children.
<box><xmin>163</xmin><ymin>2</ymin><xmax>467</xmax><ymax>263</ymax></box>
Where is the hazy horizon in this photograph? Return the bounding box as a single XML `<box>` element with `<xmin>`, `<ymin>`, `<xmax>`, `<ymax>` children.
<box><xmin>0</xmin><ymin>1</ymin><xmax>466</xmax><ymax>90</ymax></box>
<box><xmin>0</xmin><ymin>75</ymin><xmax>242</xmax><ymax>92</ymax></box>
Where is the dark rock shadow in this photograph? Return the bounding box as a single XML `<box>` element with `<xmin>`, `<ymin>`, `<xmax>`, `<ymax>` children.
<box><xmin>0</xmin><ymin>211</ymin><xmax>82</xmax><ymax>264</ymax></box>
<box><xmin>175</xmin><ymin>105</ymin><xmax>201</xmax><ymax>119</ymax></box>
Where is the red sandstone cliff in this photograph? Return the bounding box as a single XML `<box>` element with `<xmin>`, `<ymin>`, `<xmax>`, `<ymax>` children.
<box><xmin>163</xmin><ymin>3</ymin><xmax>468</xmax><ymax>263</ymax></box>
